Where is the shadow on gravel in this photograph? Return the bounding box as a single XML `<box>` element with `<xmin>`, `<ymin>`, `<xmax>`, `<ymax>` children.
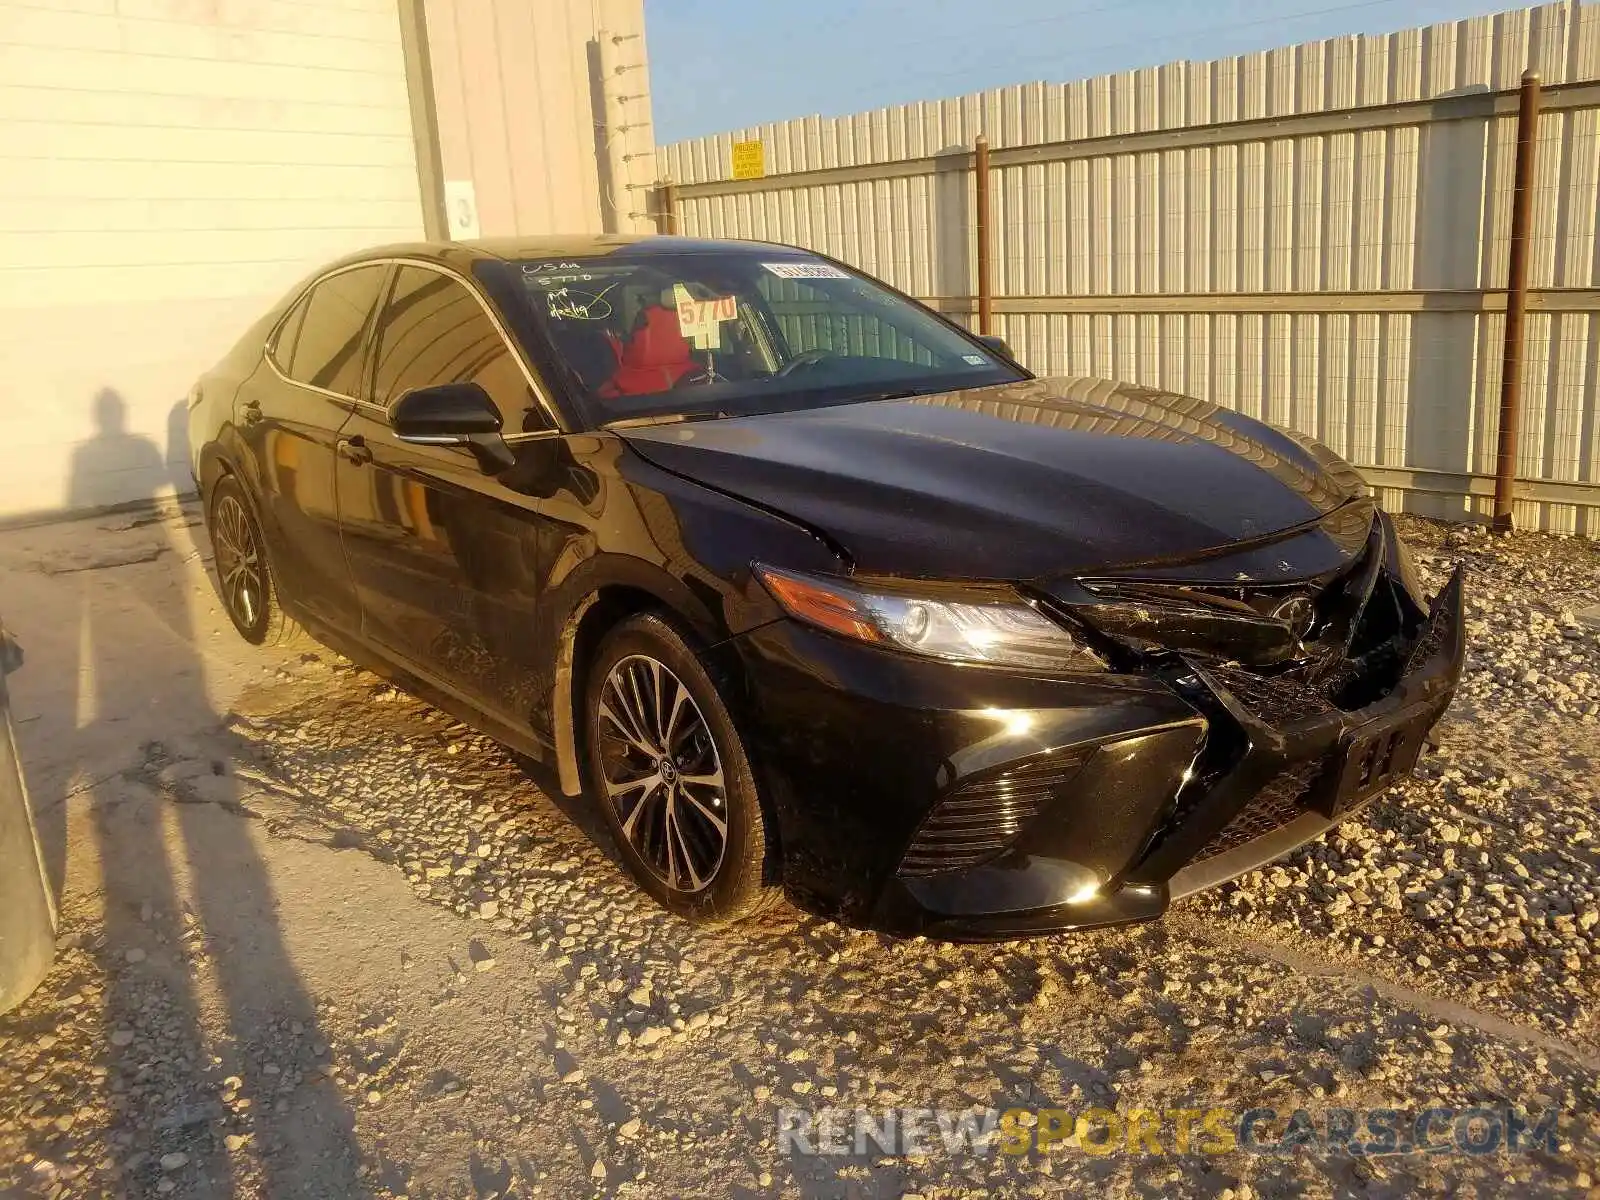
<box><xmin>1</xmin><ymin>403</ymin><xmax>366</xmax><ymax>1196</ymax></box>
<box><xmin>514</xmin><ymin>753</ymin><xmax>622</xmax><ymax>872</ymax></box>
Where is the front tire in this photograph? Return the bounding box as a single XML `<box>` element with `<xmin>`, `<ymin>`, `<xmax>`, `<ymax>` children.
<box><xmin>207</xmin><ymin>474</ymin><xmax>302</xmax><ymax>647</ymax></box>
<box><xmin>583</xmin><ymin>613</ymin><xmax>782</xmax><ymax>924</ymax></box>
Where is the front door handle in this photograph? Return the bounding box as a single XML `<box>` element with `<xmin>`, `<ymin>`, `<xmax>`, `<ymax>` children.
<box><xmin>336</xmin><ymin>436</ymin><xmax>372</xmax><ymax>466</ymax></box>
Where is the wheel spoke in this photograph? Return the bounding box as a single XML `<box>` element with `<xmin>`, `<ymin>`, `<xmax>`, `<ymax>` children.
<box><xmin>599</xmin><ymin>697</ymin><xmax>656</xmax><ymax>759</ymax></box>
<box><xmin>624</xmin><ymin>663</ymin><xmax>657</xmax><ymax>751</ymax></box>
<box><xmin>665</xmin><ymin>802</ymin><xmax>703</xmax><ymax>891</ymax></box>
<box><xmin>644</xmin><ymin>657</ymin><xmax>667</xmax><ymax>746</ymax></box>
<box><xmin>616</xmin><ymin>774</ymin><xmax>663</xmax><ymax>840</ymax></box>
<box><xmin>608</xmin><ymin>671</ymin><xmax>652</xmax><ymax>751</ymax></box>
<box><xmin>606</xmin><ymin>772</ymin><xmax>657</xmax><ymax>799</ymax></box>
<box><xmin>677</xmin><ymin>786</ymin><xmax>726</xmax><ymax>836</ymax></box>
<box><xmin>605</xmin><ymin>670</ymin><xmax>647</xmax><ymax>736</ymax></box>
<box><xmin>662</xmin><ymin>675</ymin><xmax>690</xmax><ymax>752</ymax></box>
<box><xmin>661</xmin><ymin>796</ymin><xmax>681</xmax><ymax>888</ymax></box>
<box><xmin>678</xmin><ymin>769</ymin><xmax>724</xmax><ymax>790</ymax></box>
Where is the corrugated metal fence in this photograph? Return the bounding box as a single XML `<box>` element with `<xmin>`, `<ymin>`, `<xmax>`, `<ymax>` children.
<box><xmin>657</xmin><ymin>1</ymin><xmax>1600</xmax><ymax>534</ymax></box>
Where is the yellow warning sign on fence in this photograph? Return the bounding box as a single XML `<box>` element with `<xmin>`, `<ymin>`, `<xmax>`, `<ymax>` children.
<box><xmin>731</xmin><ymin>139</ymin><xmax>765</xmax><ymax>180</ymax></box>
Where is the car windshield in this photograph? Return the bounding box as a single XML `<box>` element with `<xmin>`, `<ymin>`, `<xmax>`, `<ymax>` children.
<box><xmin>507</xmin><ymin>250</ymin><xmax>1027</xmax><ymax>426</ymax></box>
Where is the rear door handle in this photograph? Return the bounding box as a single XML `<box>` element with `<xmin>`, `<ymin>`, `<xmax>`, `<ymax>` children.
<box><xmin>241</xmin><ymin>399</ymin><xmax>263</xmax><ymax>426</ymax></box>
<box><xmin>336</xmin><ymin>436</ymin><xmax>372</xmax><ymax>466</ymax></box>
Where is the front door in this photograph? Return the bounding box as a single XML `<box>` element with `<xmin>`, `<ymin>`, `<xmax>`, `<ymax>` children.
<box><xmin>334</xmin><ymin>263</ymin><xmax>555</xmax><ymax>726</ymax></box>
<box><xmin>233</xmin><ymin>263</ymin><xmax>389</xmax><ymax>630</ymax></box>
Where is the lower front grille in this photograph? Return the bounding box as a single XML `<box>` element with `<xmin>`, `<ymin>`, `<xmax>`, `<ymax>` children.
<box><xmin>1189</xmin><ymin>758</ymin><xmax>1328</xmax><ymax>864</ymax></box>
<box><xmin>1404</xmin><ymin>586</ymin><xmax>1455</xmax><ymax>674</ymax></box>
<box><xmin>897</xmin><ymin>750</ymin><xmax>1092</xmax><ymax>878</ymax></box>
<box><xmin>1209</xmin><ymin>665</ymin><xmax>1336</xmax><ymax>726</ymax></box>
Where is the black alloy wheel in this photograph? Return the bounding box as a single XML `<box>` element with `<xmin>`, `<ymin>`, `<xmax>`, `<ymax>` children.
<box><xmin>584</xmin><ymin>613</ymin><xmax>783</xmax><ymax>923</ymax></box>
<box><xmin>207</xmin><ymin>474</ymin><xmax>301</xmax><ymax>647</ymax></box>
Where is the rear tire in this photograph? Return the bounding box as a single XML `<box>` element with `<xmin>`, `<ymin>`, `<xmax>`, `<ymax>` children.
<box><xmin>583</xmin><ymin>612</ymin><xmax>783</xmax><ymax>924</ymax></box>
<box><xmin>207</xmin><ymin>474</ymin><xmax>303</xmax><ymax>648</ymax></box>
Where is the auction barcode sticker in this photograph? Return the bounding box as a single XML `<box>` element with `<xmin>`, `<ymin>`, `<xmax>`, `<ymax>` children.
<box><xmin>761</xmin><ymin>261</ymin><xmax>851</xmax><ymax>280</ymax></box>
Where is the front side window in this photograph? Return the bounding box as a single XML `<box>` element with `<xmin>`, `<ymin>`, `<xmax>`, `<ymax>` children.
<box><xmin>283</xmin><ymin>264</ymin><xmax>389</xmax><ymax>398</ymax></box>
<box><xmin>508</xmin><ymin>252</ymin><xmax>1025</xmax><ymax>426</ymax></box>
<box><xmin>374</xmin><ymin>266</ymin><xmax>541</xmax><ymax>431</ymax></box>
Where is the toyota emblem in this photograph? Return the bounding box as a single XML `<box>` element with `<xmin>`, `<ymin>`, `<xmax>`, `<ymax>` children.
<box><xmin>1271</xmin><ymin>594</ymin><xmax>1317</xmax><ymax>640</ymax></box>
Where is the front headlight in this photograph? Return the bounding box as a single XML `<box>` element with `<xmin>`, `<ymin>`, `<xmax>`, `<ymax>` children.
<box><xmin>754</xmin><ymin>564</ymin><xmax>1103</xmax><ymax>672</ymax></box>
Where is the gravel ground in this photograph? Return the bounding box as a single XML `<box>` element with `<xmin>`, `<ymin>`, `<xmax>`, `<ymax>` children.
<box><xmin>1</xmin><ymin>509</ymin><xmax>1597</xmax><ymax>1198</ymax></box>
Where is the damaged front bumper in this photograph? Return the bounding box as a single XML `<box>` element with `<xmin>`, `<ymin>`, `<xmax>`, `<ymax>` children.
<box><xmin>1148</xmin><ymin>564</ymin><xmax>1465</xmax><ymax>899</ymax></box>
<box><xmin>896</xmin><ymin>565</ymin><xmax>1464</xmax><ymax>939</ymax></box>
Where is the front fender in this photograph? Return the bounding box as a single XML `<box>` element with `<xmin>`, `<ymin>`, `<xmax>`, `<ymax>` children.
<box><xmin>540</xmin><ymin>443</ymin><xmax>846</xmax><ymax>795</ymax></box>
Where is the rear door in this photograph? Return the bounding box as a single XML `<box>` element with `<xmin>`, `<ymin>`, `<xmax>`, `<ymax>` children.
<box><xmin>334</xmin><ymin>263</ymin><xmax>554</xmax><ymax>722</ymax></box>
<box><xmin>233</xmin><ymin>263</ymin><xmax>390</xmax><ymax>631</ymax></box>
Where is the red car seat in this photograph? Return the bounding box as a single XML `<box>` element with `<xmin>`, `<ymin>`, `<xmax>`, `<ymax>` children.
<box><xmin>598</xmin><ymin>305</ymin><xmax>698</xmax><ymax>397</ymax></box>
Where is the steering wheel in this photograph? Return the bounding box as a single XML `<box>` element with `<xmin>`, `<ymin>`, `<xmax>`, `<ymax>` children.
<box><xmin>775</xmin><ymin>348</ymin><xmax>838</xmax><ymax>378</ymax></box>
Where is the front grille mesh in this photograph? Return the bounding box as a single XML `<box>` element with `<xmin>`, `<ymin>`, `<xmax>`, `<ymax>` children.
<box><xmin>1208</xmin><ymin>665</ymin><xmax>1335</xmax><ymax>726</ymax></box>
<box><xmin>1189</xmin><ymin>758</ymin><xmax>1328</xmax><ymax>864</ymax></box>
<box><xmin>1404</xmin><ymin>590</ymin><xmax>1454</xmax><ymax>674</ymax></box>
<box><xmin>1214</xmin><ymin>570</ymin><xmax>1449</xmax><ymax>730</ymax></box>
<box><xmin>897</xmin><ymin>751</ymin><xmax>1091</xmax><ymax>878</ymax></box>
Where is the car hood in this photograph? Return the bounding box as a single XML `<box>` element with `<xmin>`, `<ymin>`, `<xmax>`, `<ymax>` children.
<box><xmin>617</xmin><ymin>376</ymin><xmax>1370</xmax><ymax>580</ymax></box>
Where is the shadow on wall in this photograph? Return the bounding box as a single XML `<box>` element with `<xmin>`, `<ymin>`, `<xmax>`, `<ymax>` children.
<box><xmin>61</xmin><ymin>389</ymin><xmax>197</xmax><ymax>515</ymax></box>
<box><xmin>1406</xmin><ymin>88</ymin><xmax>1493</xmax><ymax>523</ymax></box>
<box><xmin>65</xmin><ymin>389</ymin><xmax>167</xmax><ymax>513</ymax></box>
<box><xmin>167</xmin><ymin>397</ymin><xmax>193</xmax><ymax>499</ymax></box>
<box><xmin>7</xmin><ymin>387</ymin><xmax>365</xmax><ymax>1193</ymax></box>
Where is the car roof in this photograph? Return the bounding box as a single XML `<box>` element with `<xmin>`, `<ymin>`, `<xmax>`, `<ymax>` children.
<box><xmin>320</xmin><ymin>234</ymin><xmax>812</xmax><ymax>273</ymax></box>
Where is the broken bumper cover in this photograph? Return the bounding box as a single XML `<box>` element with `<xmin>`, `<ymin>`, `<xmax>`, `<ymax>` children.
<box><xmin>1152</xmin><ymin>563</ymin><xmax>1466</xmax><ymax>899</ymax></box>
<box><xmin>714</xmin><ymin>566</ymin><xmax>1465</xmax><ymax>940</ymax></box>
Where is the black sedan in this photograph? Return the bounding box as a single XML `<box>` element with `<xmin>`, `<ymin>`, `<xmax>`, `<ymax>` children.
<box><xmin>188</xmin><ymin>235</ymin><xmax>1464</xmax><ymax>938</ymax></box>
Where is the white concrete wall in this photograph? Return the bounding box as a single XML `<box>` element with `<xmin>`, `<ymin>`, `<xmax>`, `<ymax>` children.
<box><xmin>423</xmin><ymin>0</ymin><xmax>655</xmax><ymax>237</ymax></box>
<box><xmin>0</xmin><ymin>0</ymin><xmax>428</xmax><ymax>517</ymax></box>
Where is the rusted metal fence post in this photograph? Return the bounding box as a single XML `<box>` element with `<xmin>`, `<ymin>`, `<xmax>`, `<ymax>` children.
<box><xmin>974</xmin><ymin>135</ymin><xmax>992</xmax><ymax>335</ymax></box>
<box><xmin>654</xmin><ymin>180</ymin><xmax>678</xmax><ymax>235</ymax></box>
<box><xmin>1492</xmin><ymin>69</ymin><xmax>1542</xmax><ymax>532</ymax></box>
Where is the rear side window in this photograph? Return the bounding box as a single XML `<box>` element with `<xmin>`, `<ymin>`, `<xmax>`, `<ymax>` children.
<box><xmin>269</xmin><ymin>295</ymin><xmax>309</xmax><ymax>372</ymax></box>
<box><xmin>282</xmin><ymin>265</ymin><xmax>389</xmax><ymax>398</ymax></box>
<box><xmin>373</xmin><ymin>265</ymin><xmax>541</xmax><ymax>431</ymax></box>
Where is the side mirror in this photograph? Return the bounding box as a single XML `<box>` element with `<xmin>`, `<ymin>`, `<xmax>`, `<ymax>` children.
<box><xmin>390</xmin><ymin>383</ymin><xmax>515</xmax><ymax>474</ymax></box>
<box><xmin>976</xmin><ymin>334</ymin><xmax>1016</xmax><ymax>362</ymax></box>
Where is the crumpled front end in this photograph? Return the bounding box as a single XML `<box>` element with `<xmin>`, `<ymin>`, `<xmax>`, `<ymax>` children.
<box><xmin>1038</xmin><ymin>505</ymin><xmax>1466</xmax><ymax>903</ymax></box>
<box><xmin>717</xmin><ymin>503</ymin><xmax>1464</xmax><ymax>940</ymax></box>
<box><xmin>880</xmin><ymin>505</ymin><xmax>1463</xmax><ymax>938</ymax></box>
